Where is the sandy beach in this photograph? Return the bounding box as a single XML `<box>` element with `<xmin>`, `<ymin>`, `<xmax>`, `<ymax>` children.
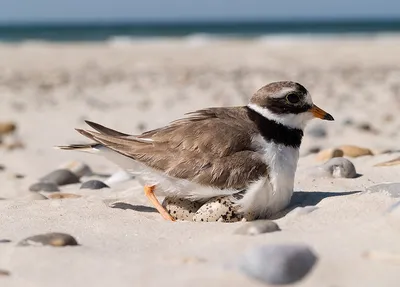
<box><xmin>1</xmin><ymin>36</ymin><xmax>400</xmax><ymax>286</ymax></box>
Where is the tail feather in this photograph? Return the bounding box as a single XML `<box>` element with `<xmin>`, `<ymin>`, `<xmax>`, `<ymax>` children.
<box><xmin>85</xmin><ymin>120</ymin><xmax>129</xmax><ymax>137</ymax></box>
<box><xmin>75</xmin><ymin>128</ymin><xmax>99</xmax><ymax>141</ymax></box>
<box><xmin>55</xmin><ymin>143</ymin><xmax>101</xmax><ymax>153</ymax></box>
<box><xmin>56</xmin><ymin>120</ymin><xmax>152</xmax><ymax>156</ymax></box>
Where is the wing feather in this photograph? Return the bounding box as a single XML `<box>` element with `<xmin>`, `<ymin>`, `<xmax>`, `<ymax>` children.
<box><xmin>74</xmin><ymin>107</ymin><xmax>268</xmax><ymax>190</ymax></box>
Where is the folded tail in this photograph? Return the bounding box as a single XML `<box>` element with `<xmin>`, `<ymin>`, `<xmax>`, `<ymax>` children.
<box><xmin>55</xmin><ymin>143</ymin><xmax>102</xmax><ymax>153</ymax></box>
<box><xmin>55</xmin><ymin>120</ymin><xmax>141</xmax><ymax>154</ymax></box>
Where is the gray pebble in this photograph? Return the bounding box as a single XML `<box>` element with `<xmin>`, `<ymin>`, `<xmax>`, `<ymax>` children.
<box><xmin>239</xmin><ymin>244</ymin><xmax>318</xmax><ymax>285</ymax></box>
<box><xmin>80</xmin><ymin>180</ymin><xmax>109</xmax><ymax>190</ymax></box>
<box><xmin>29</xmin><ymin>182</ymin><xmax>60</xmax><ymax>192</ymax></box>
<box><xmin>0</xmin><ymin>164</ymin><xmax>5</xmax><ymax>171</ymax></box>
<box><xmin>321</xmin><ymin>157</ymin><xmax>357</xmax><ymax>178</ymax></box>
<box><xmin>366</xmin><ymin>183</ymin><xmax>400</xmax><ymax>198</ymax></box>
<box><xmin>303</xmin><ymin>157</ymin><xmax>357</xmax><ymax>179</ymax></box>
<box><xmin>59</xmin><ymin>161</ymin><xmax>92</xmax><ymax>178</ymax></box>
<box><xmin>40</xmin><ymin>169</ymin><xmax>80</xmax><ymax>186</ymax></box>
<box><xmin>0</xmin><ymin>239</ymin><xmax>11</xmax><ymax>243</ymax></box>
<box><xmin>342</xmin><ymin>118</ymin><xmax>354</xmax><ymax>126</ymax></box>
<box><xmin>306</xmin><ymin>125</ymin><xmax>327</xmax><ymax>138</ymax></box>
<box><xmin>357</xmin><ymin>122</ymin><xmax>378</xmax><ymax>134</ymax></box>
<box><xmin>234</xmin><ymin>220</ymin><xmax>280</xmax><ymax>235</ymax></box>
<box><xmin>18</xmin><ymin>232</ymin><xmax>78</xmax><ymax>247</ymax></box>
<box><xmin>14</xmin><ymin>174</ymin><xmax>25</xmax><ymax>179</ymax></box>
<box><xmin>308</xmin><ymin>146</ymin><xmax>321</xmax><ymax>154</ymax></box>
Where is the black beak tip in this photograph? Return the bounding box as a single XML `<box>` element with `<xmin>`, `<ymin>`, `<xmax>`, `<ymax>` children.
<box><xmin>324</xmin><ymin>113</ymin><xmax>334</xmax><ymax>121</ymax></box>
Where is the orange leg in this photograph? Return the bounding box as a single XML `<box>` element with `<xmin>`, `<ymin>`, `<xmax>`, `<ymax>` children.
<box><xmin>144</xmin><ymin>185</ymin><xmax>175</xmax><ymax>221</ymax></box>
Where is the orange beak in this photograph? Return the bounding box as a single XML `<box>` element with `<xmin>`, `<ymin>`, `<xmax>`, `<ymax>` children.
<box><xmin>310</xmin><ymin>104</ymin><xmax>334</xmax><ymax>121</ymax></box>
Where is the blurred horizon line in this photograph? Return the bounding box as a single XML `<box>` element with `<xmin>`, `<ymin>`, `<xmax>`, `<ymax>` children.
<box><xmin>1</xmin><ymin>18</ymin><xmax>400</xmax><ymax>42</ymax></box>
<box><xmin>1</xmin><ymin>17</ymin><xmax>400</xmax><ymax>26</ymax></box>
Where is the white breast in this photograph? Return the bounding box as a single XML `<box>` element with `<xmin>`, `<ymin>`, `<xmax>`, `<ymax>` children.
<box><xmin>237</xmin><ymin>135</ymin><xmax>299</xmax><ymax>217</ymax></box>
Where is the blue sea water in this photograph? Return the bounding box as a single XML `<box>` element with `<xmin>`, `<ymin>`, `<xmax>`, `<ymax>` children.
<box><xmin>0</xmin><ymin>19</ymin><xmax>400</xmax><ymax>42</ymax></box>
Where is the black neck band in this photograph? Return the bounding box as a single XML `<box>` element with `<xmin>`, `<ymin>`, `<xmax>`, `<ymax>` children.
<box><xmin>246</xmin><ymin>106</ymin><xmax>303</xmax><ymax>148</ymax></box>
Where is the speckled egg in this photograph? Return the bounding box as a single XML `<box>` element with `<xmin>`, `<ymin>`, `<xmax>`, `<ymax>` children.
<box><xmin>162</xmin><ymin>197</ymin><xmax>203</xmax><ymax>221</ymax></box>
<box><xmin>192</xmin><ymin>196</ymin><xmax>246</xmax><ymax>223</ymax></box>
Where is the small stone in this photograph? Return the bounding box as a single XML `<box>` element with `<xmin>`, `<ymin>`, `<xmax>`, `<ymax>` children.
<box><xmin>47</xmin><ymin>193</ymin><xmax>82</xmax><ymax>199</ymax></box>
<box><xmin>80</xmin><ymin>180</ymin><xmax>109</xmax><ymax>190</ymax></box>
<box><xmin>321</xmin><ymin>157</ymin><xmax>357</xmax><ymax>178</ymax></box>
<box><xmin>306</xmin><ymin>125</ymin><xmax>327</xmax><ymax>138</ymax></box>
<box><xmin>40</xmin><ymin>169</ymin><xmax>80</xmax><ymax>186</ymax></box>
<box><xmin>14</xmin><ymin>173</ymin><xmax>25</xmax><ymax>179</ymax></box>
<box><xmin>0</xmin><ymin>164</ymin><xmax>5</xmax><ymax>171</ymax></box>
<box><xmin>342</xmin><ymin>118</ymin><xmax>354</xmax><ymax>126</ymax></box>
<box><xmin>366</xmin><ymin>183</ymin><xmax>400</xmax><ymax>198</ymax></box>
<box><xmin>356</xmin><ymin>122</ymin><xmax>378</xmax><ymax>134</ymax></box>
<box><xmin>136</xmin><ymin>122</ymin><xmax>147</xmax><ymax>132</ymax></box>
<box><xmin>18</xmin><ymin>232</ymin><xmax>78</xmax><ymax>247</ymax></box>
<box><xmin>162</xmin><ymin>197</ymin><xmax>203</xmax><ymax>221</ymax></box>
<box><xmin>338</xmin><ymin>145</ymin><xmax>373</xmax><ymax>158</ymax></box>
<box><xmin>239</xmin><ymin>244</ymin><xmax>318</xmax><ymax>285</ymax></box>
<box><xmin>289</xmin><ymin>206</ymin><xmax>319</xmax><ymax>216</ymax></box>
<box><xmin>308</xmin><ymin>146</ymin><xmax>321</xmax><ymax>154</ymax></box>
<box><xmin>234</xmin><ymin>220</ymin><xmax>280</xmax><ymax>235</ymax></box>
<box><xmin>59</xmin><ymin>161</ymin><xmax>92</xmax><ymax>178</ymax></box>
<box><xmin>0</xmin><ymin>122</ymin><xmax>16</xmax><ymax>135</ymax></box>
<box><xmin>0</xmin><ymin>239</ymin><xmax>11</xmax><ymax>243</ymax></box>
<box><xmin>0</xmin><ymin>269</ymin><xmax>10</xmax><ymax>276</ymax></box>
<box><xmin>375</xmin><ymin>156</ymin><xmax>400</xmax><ymax>167</ymax></box>
<box><xmin>29</xmin><ymin>182</ymin><xmax>60</xmax><ymax>192</ymax></box>
<box><xmin>316</xmin><ymin>148</ymin><xmax>344</xmax><ymax>161</ymax></box>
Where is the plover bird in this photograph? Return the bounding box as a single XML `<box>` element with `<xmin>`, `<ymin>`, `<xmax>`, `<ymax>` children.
<box><xmin>58</xmin><ymin>81</ymin><xmax>333</xmax><ymax>221</ymax></box>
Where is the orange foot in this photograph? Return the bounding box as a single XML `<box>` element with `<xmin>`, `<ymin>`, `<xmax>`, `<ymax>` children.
<box><xmin>144</xmin><ymin>185</ymin><xmax>175</xmax><ymax>221</ymax></box>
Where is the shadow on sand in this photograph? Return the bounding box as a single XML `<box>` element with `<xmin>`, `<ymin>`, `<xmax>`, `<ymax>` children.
<box><xmin>110</xmin><ymin>202</ymin><xmax>157</xmax><ymax>213</ymax></box>
<box><xmin>108</xmin><ymin>190</ymin><xmax>362</xmax><ymax>220</ymax></box>
<box><xmin>290</xmin><ymin>190</ymin><xmax>361</xmax><ymax>207</ymax></box>
<box><xmin>270</xmin><ymin>190</ymin><xmax>362</xmax><ymax>219</ymax></box>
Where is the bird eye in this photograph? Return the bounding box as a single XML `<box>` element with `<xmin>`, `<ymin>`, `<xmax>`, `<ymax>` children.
<box><xmin>286</xmin><ymin>93</ymin><xmax>300</xmax><ymax>104</ymax></box>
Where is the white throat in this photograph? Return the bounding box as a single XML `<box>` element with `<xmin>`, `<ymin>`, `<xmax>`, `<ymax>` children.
<box><xmin>247</xmin><ymin>103</ymin><xmax>312</xmax><ymax>130</ymax></box>
<box><xmin>238</xmin><ymin>135</ymin><xmax>300</xmax><ymax>218</ymax></box>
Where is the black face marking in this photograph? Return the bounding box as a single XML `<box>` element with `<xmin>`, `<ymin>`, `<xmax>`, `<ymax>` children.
<box><xmin>246</xmin><ymin>106</ymin><xmax>303</xmax><ymax>148</ymax></box>
<box><xmin>266</xmin><ymin>95</ymin><xmax>312</xmax><ymax>115</ymax></box>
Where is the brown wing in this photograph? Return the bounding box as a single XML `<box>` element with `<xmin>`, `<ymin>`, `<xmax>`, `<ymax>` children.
<box><xmin>77</xmin><ymin>107</ymin><xmax>268</xmax><ymax>190</ymax></box>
